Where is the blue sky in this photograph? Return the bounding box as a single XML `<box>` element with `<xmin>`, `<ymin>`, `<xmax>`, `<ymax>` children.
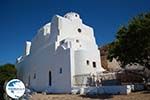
<box><xmin>0</xmin><ymin>0</ymin><xmax>150</xmax><ymax>65</ymax></box>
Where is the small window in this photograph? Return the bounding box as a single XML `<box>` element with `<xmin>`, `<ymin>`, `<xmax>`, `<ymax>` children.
<box><xmin>33</xmin><ymin>73</ymin><xmax>36</xmax><ymax>79</ymax></box>
<box><xmin>60</xmin><ymin>40</ymin><xmax>65</xmax><ymax>45</ymax></box>
<box><xmin>60</xmin><ymin>68</ymin><xmax>62</xmax><ymax>74</ymax></box>
<box><xmin>78</xmin><ymin>28</ymin><xmax>82</xmax><ymax>33</ymax></box>
<box><xmin>49</xmin><ymin>71</ymin><xmax>51</xmax><ymax>86</ymax></box>
<box><xmin>93</xmin><ymin>62</ymin><xmax>96</xmax><ymax>68</ymax></box>
<box><xmin>76</xmin><ymin>39</ymin><xmax>79</xmax><ymax>43</ymax></box>
<box><xmin>86</xmin><ymin>60</ymin><xmax>90</xmax><ymax>65</ymax></box>
<box><xmin>75</xmin><ymin>14</ymin><xmax>78</xmax><ymax>17</ymax></box>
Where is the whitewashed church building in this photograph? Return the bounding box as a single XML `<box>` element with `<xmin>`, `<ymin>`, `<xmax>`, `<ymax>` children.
<box><xmin>16</xmin><ymin>12</ymin><xmax>104</xmax><ymax>93</ymax></box>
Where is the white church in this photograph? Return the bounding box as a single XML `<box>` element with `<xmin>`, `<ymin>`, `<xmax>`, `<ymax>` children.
<box><xmin>16</xmin><ymin>12</ymin><xmax>104</xmax><ymax>93</ymax></box>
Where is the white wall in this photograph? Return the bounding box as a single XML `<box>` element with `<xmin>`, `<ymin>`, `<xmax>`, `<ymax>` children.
<box><xmin>81</xmin><ymin>85</ymin><xmax>132</xmax><ymax>95</ymax></box>
<box><xmin>16</xmin><ymin>12</ymin><xmax>104</xmax><ymax>93</ymax></box>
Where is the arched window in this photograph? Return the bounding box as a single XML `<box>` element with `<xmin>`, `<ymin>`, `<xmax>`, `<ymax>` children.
<box><xmin>86</xmin><ymin>60</ymin><xmax>90</xmax><ymax>65</ymax></box>
<box><xmin>60</xmin><ymin>68</ymin><xmax>62</xmax><ymax>74</ymax></box>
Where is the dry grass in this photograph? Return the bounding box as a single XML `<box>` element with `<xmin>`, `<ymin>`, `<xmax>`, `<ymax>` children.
<box><xmin>30</xmin><ymin>91</ymin><xmax>150</xmax><ymax>100</ymax></box>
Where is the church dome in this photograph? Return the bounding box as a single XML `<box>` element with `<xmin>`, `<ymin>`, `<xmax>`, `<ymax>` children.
<box><xmin>64</xmin><ymin>12</ymin><xmax>80</xmax><ymax>20</ymax></box>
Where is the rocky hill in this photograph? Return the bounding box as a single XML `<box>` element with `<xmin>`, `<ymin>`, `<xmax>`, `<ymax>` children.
<box><xmin>99</xmin><ymin>44</ymin><xmax>121</xmax><ymax>71</ymax></box>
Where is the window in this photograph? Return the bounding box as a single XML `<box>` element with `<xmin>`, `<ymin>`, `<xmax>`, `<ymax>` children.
<box><xmin>93</xmin><ymin>62</ymin><xmax>96</xmax><ymax>68</ymax></box>
<box><xmin>60</xmin><ymin>40</ymin><xmax>65</xmax><ymax>45</ymax></box>
<box><xmin>33</xmin><ymin>73</ymin><xmax>36</xmax><ymax>79</ymax></box>
<box><xmin>77</xmin><ymin>28</ymin><xmax>82</xmax><ymax>33</ymax></box>
<box><xmin>75</xmin><ymin>14</ymin><xmax>78</xmax><ymax>17</ymax></box>
<box><xmin>28</xmin><ymin>75</ymin><xmax>30</xmax><ymax>86</ymax></box>
<box><xmin>86</xmin><ymin>60</ymin><xmax>89</xmax><ymax>65</ymax></box>
<box><xmin>49</xmin><ymin>71</ymin><xmax>52</xmax><ymax>86</ymax></box>
<box><xmin>76</xmin><ymin>39</ymin><xmax>79</xmax><ymax>43</ymax></box>
<box><xmin>60</xmin><ymin>68</ymin><xmax>62</xmax><ymax>74</ymax></box>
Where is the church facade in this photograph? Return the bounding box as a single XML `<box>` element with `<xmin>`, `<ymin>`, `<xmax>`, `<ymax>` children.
<box><xmin>16</xmin><ymin>12</ymin><xmax>104</xmax><ymax>93</ymax></box>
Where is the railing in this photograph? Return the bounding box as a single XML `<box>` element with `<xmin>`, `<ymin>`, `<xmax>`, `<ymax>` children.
<box><xmin>97</xmin><ymin>72</ymin><xmax>117</xmax><ymax>80</ymax></box>
<box><xmin>73</xmin><ymin>74</ymin><xmax>90</xmax><ymax>86</ymax></box>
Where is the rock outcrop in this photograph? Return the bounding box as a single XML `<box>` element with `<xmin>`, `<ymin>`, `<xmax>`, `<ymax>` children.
<box><xmin>99</xmin><ymin>44</ymin><xmax>121</xmax><ymax>71</ymax></box>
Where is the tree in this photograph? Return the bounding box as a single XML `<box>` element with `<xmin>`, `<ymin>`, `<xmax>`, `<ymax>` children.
<box><xmin>0</xmin><ymin>63</ymin><xmax>17</xmax><ymax>100</ymax></box>
<box><xmin>0</xmin><ymin>63</ymin><xmax>17</xmax><ymax>85</ymax></box>
<box><xmin>108</xmin><ymin>12</ymin><xmax>150</xmax><ymax>70</ymax></box>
